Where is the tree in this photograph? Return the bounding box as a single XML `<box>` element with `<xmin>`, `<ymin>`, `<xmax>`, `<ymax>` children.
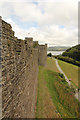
<box><xmin>47</xmin><ymin>53</ymin><xmax>52</xmax><ymax>57</ymax></box>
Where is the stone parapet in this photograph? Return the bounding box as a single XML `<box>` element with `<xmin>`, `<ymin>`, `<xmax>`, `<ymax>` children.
<box><xmin>0</xmin><ymin>17</ymin><xmax>47</xmax><ymax>118</ymax></box>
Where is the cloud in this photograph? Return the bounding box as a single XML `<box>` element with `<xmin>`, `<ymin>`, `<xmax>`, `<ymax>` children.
<box><xmin>0</xmin><ymin>0</ymin><xmax>79</xmax><ymax>46</ymax></box>
<box><xmin>1</xmin><ymin>0</ymin><xmax>78</xmax><ymax>27</ymax></box>
<box><xmin>5</xmin><ymin>18</ymin><xmax>78</xmax><ymax>47</ymax></box>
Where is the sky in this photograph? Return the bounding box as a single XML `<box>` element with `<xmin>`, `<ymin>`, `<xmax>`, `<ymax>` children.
<box><xmin>0</xmin><ymin>0</ymin><xmax>79</xmax><ymax>47</ymax></box>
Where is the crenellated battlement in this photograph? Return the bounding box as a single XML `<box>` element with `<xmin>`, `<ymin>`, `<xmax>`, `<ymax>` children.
<box><xmin>0</xmin><ymin>17</ymin><xmax>47</xmax><ymax>118</ymax></box>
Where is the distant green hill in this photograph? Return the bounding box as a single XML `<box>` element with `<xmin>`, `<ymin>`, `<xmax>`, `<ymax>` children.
<box><xmin>48</xmin><ymin>46</ymin><xmax>70</xmax><ymax>51</ymax></box>
<box><xmin>62</xmin><ymin>44</ymin><xmax>80</xmax><ymax>61</ymax></box>
<box><xmin>56</xmin><ymin>44</ymin><xmax>80</xmax><ymax>66</ymax></box>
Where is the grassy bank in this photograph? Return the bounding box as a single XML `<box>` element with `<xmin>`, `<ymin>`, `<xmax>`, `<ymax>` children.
<box><xmin>36</xmin><ymin>66</ymin><xmax>61</xmax><ymax>118</ymax></box>
<box><xmin>56</xmin><ymin>55</ymin><xmax>80</xmax><ymax>67</ymax></box>
<box><xmin>36</xmin><ymin>58</ymin><xmax>79</xmax><ymax>118</ymax></box>
<box><xmin>46</xmin><ymin>57</ymin><xmax>59</xmax><ymax>72</ymax></box>
<box><xmin>58</xmin><ymin>59</ymin><xmax>79</xmax><ymax>88</ymax></box>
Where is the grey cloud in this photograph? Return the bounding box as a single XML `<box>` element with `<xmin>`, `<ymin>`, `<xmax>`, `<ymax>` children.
<box><xmin>0</xmin><ymin>0</ymin><xmax>79</xmax><ymax>46</ymax></box>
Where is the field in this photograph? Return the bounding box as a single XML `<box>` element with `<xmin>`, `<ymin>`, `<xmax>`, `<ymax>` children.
<box><xmin>58</xmin><ymin>59</ymin><xmax>79</xmax><ymax>88</ymax></box>
<box><xmin>36</xmin><ymin>58</ymin><xmax>79</xmax><ymax>118</ymax></box>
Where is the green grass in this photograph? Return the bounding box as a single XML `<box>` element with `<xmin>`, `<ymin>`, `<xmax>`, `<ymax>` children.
<box><xmin>44</xmin><ymin>69</ymin><xmax>79</xmax><ymax>118</ymax></box>
<box><xmin>46</xmin><ymin>57</ymin><xmax>59</xmax><ymax>72</ymax></box>
<box><xmin>36</xmin><ymin>58</ymin><xmax>79</xmax><ymax>118</ymax></box>
<box><xmin>36</xmin><ymin>66</ymin><xmax>61</xmax><ymax>118</ymax></box>
<box><xmin>58</xmin><ymin>59</ymin><xmax>79</xmax><ymax>88</ymax></box>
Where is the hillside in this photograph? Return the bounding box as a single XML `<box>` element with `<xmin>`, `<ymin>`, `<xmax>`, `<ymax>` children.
<box><xmin>56</xmin><ymin>44</ymin><xmax>80</xmax><ymax>66</ymax></box>
<box><xmin>62</xmin><ymin>44</ymin><xmax>80</xmax><ymax>61</ymax></box>
<box><xmin>48</xmin><ymin>46</ymin><xmax>70</xmax><ymax>51</ymax></box>
<box><xmin>58</xmin><ymin>59</ymin><xmax>79</xmax><ymax>88</ymax></box>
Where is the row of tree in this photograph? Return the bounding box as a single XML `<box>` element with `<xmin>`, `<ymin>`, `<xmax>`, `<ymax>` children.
<box><xmin>47</xmin><ymin>44</ymin><xmax>80</xmax><ymax>66</ymax></box>
<box><xmin>55</xmin><ymin>55</ymin><xmax>80</xmax><ymax>67</ymax></box>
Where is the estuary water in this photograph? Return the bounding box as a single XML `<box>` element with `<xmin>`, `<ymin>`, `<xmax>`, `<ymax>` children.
<box><xmin>47</xmin><ymin>51</ymin><xmax>65</xmax><ymax>55</ymax></box>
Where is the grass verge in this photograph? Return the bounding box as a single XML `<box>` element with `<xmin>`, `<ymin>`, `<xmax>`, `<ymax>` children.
<box><xmin>36</xmin><ymin>58</ymin><xmax>80</xmax><ymax>118</ymax></box>
<box><xmin>36</xmin><ymin>66</ymin><xmax>61</xmax><ymax>118</ymax></box>
<box><xmin>58</xmin><ymin>59</ymin><xmax>79</xmax><ymax>88</ymax></box>
<box><xmin>46</xmin><ymin>57</ymin><xmax>59</xmax><ymax>72</ymax></box>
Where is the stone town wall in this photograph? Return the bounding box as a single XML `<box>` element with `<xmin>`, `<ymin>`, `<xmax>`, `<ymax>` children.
<box><xmin>0</xmin><ymin>17</ymin><xmax>47</xmax><ymax>118</ymax></box>
<box><xmin>38</xmin><ymin>44</ymin><xmax>47</xmax><ymax>66</ymax></box>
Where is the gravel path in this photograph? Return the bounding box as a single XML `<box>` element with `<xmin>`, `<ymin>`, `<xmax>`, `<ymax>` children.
<box><xmin>75</xmin><ymin>91</ymin><xmax>80</xmax><ymax>102</ymax></box>
<box><xmin>54</xmin><ymin>58</ymin><xmax>71</xmax><ymax>86</ymax></box>
<box><xmin>54</xmin><ymin>58</ymin><xmax>80</xmax><ymax>102</ymax></box>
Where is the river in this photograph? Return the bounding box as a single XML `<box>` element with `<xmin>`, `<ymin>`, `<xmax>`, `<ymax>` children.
<box><xmin>47</xmin><ymin>51</ymin><xmax>65</xmax><ymax>55</ymax></box>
